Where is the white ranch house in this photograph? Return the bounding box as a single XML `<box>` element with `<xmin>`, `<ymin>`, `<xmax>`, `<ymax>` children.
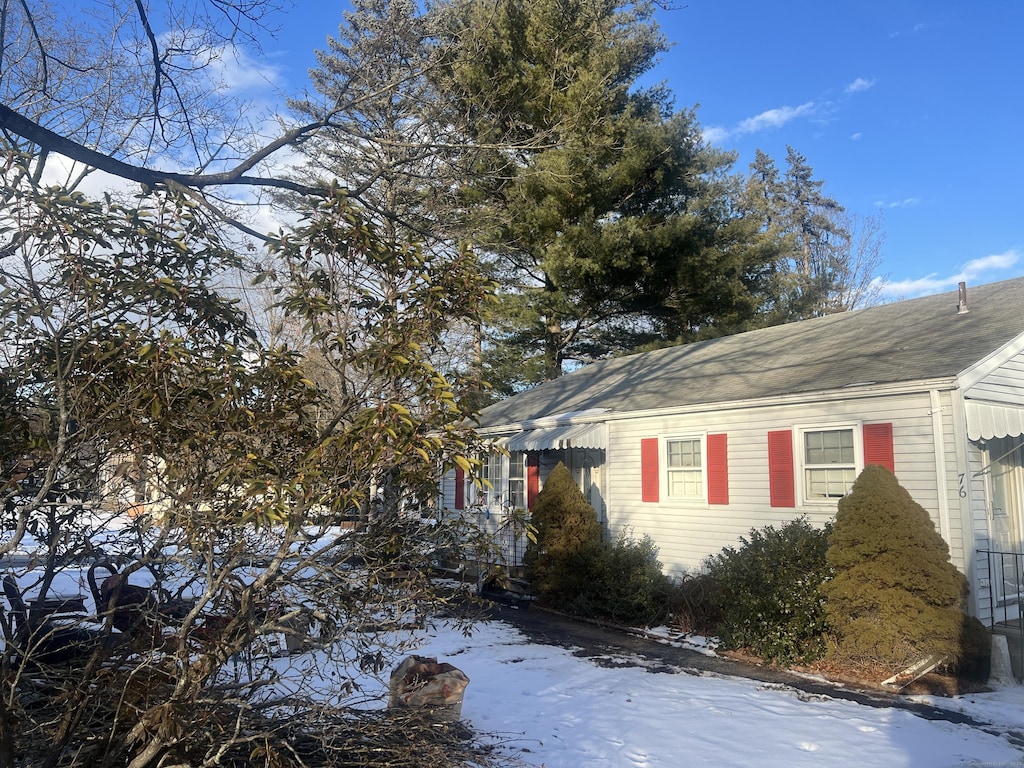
<box><xmin>440</xmin><ymin>277</ymin><xmax>1024</xmax><ymax>628</ymax></box>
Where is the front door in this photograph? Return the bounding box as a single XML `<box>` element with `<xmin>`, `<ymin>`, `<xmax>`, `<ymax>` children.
<box><xmin>567</xmin><ymin>448</ymin><xmax>605</xmax><ymax>525</ymax></box>
<box><xmin>987</xmin><ymin>436</ymin><xmax>1024</xmax><ymax>604</ymax></box>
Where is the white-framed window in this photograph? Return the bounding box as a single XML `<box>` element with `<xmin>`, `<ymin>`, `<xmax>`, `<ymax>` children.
<box><xmin>666</xmin><ymin>437</ymin><xmax>703</xmax><ymax>499</ymax></box>
<box><xmin>801</xmin><ymin>426</ymin><xmax>857</xmax><ymax>500</ymax></box>
<box><xmin>507</xmin><ymin>452</ymin><xmax>526</xmax><ymax>510</ymax></box>
<box><xmin>480</xmin><ymin>451</ymin><xmax>504</xmax><ymax>507</ymax></box>
<box><xmin>478</xmin><ymin>450</ymin><xmax>526</xmax><ymax>509</ymax></box>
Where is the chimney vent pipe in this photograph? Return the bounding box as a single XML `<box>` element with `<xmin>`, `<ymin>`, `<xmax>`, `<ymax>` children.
<box><xmin>957</xmin><ymin>282</ymin><xmax>969</xmax><ymax>314</ymax></box>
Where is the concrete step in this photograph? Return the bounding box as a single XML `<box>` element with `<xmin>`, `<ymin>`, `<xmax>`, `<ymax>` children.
<box><xmin>991</xmin><ymin>622</ymin><xmax>1023</xmax><ymax>681</ymax></box>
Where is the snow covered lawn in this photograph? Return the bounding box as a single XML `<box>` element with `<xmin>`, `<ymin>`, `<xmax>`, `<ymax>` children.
<box><xmin>374</xmin><ymin>618</ymin><xmax>1024</xmax><ymax>767</ymax></box>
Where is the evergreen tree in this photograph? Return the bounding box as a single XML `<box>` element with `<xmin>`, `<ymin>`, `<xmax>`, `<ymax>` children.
<box><xmin>782</xmin><ymin>146</ymin><xmax>848</xmax><ymax>316</ymax></box>
<box><xmin>437</xmin><ymin>0</ymin><xmax>777</xmax><ymax>386</ymax></box>
<box><xmin>286</xmin><ymin>0</ymin><xmax>489</xmax><ymax>413</ymax></box>
<box><xmin>822</xmin><ymin>465</ymin><xmax>969</xmax><ymax>672</ymax></box>
<box><xmin>524</xmin><ymin>461</ymin><xmax>602</xmax><ymax>602</ymax></box>
<box><xmin>741</xmin><ymin>146</ymin><xmax>883</xmax><ymax>321</ymax></box>
<box><xmin>289</xmin><ymin>0</ymin><xmax>459</xmax><ymax>245</ymax></box>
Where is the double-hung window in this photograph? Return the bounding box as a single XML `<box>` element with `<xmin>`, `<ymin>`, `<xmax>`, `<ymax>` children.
<box><xmin>507</xmin><ymin>452</ymin><xmax>526</xmax><ymax>510</ymax></box>
<box><xmin>803</xmin><ymin>428</ymin><xmax>856</xmax><ymax>500</ymax></box>
<box><xmin>666</xmin><ymin>437</ymin><xmax>703</xmax><ymax>499</ymax></box>
<box><xmin>770</xmin><ymin>422</ymin><xmax>893</xmax><ymax>508</ymax></box>
<box><xmin>479</xmin><ymin>451</ymin><xmax>526</xmax><ymax>509</ymax></box>
<box><xmin>480</xmin><ymin>451</ymin><xmax>504</xmax><ymax>507</ymax></box>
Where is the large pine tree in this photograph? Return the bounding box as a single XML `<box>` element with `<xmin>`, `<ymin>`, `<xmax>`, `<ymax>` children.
<box><xmin>436</xmin><ymin>0</ymin><xmax>779</xmax><ymax>388</ymax></box>
<box><xmin>288</xmin><ymin>0</ymin><xmax>462</xmax><ymax>245</ymax></box>
<box><xmin>741</xmin><ymin>147</ymin><xmax>884</xmax><ymax>321</ymax></box>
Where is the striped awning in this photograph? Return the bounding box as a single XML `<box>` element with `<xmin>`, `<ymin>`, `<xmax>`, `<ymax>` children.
<box><xmin>504</xmin><ymin>423</ymin><xmax>607</xmax><ymax>452</ymax></box>
<box><xmin>965</xmin><ymin>401</ymin><xmax>1024</xmax><ymax>441</ymax></box>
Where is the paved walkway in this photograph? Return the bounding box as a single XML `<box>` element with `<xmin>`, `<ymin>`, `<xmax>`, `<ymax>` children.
<box><xmin>488</xmin><ymin>602</ymin><xmax>1024</xmax><ymax>746</ymax></box>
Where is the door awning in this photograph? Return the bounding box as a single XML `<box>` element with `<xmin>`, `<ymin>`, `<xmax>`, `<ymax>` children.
<box><xmin>504</xmin><ymin>423</ymin><xmax>607</xmax><ymax>452</ymax></box>
<box><xmin>965</xmin><ymin>401</ymin><xmax>1024</xmax><ymax>441</ymax></box>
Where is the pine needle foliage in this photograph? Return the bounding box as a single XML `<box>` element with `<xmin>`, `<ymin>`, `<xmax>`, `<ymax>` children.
<box><xmin>822</xmin><ymin>465</ymin><xmax>969</xmax><ymax>671</ymax></box>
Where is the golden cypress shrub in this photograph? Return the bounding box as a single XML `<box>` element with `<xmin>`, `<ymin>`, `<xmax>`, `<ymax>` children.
<box><xmin>524</xmin><ymin>461</ymin><xmax>602</xmax><ymax>604</ymax></box>
<box><xmin>822</xmin><ymin>465</ymin><xmax>968</xmax><ymax>672</ymax></box>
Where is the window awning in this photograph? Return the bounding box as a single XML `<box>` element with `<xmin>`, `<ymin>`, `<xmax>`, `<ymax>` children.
<box><xmin>965</xmin><ymin>401</ymin><xmax>1024</xmax><ymax>441</ymax></box>
<box><xmin>504</xmin><ymin>423</ymin><xmax>607</xmax><ymax>452</ymax></box>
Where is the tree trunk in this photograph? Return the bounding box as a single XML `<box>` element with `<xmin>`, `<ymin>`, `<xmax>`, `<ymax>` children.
<box><xmin>544</xmin><ymin>316</ymin><xmax>563</xmax><ymax>380</ymax></box>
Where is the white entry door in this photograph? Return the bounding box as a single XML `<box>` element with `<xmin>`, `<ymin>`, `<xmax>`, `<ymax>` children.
<box><xmin>988</xmin><ymin>437</ymin><xmax>1024</xmax><ymax>604</ymax></box>
<box><xmin>568</xmin><ymin>448</ymin><xmax>605</xmax><ymax>525</ymax></box>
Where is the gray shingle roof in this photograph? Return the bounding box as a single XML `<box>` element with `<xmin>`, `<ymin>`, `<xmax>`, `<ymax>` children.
<box><xmin>478</xmin><ymin>276</ymin><xmax>1024</xmax><ymax>427</ymax></box>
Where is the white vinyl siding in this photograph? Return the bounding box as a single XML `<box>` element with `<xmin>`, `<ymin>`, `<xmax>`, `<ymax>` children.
<box><xmin>606</xmin><ymin>388</ymin><xmax>956</xmax><ymax>582</ymax></box>
<box><xmin>963</xmin><ymin>347</ymin><xmax>1024</xmax><ymax>406</ymax></box>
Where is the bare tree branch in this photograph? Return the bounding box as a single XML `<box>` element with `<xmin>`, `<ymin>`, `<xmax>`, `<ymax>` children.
<box><xmin>0</xmin><ymin>103</ymin><xmax>332</xmax><ymax>195</ymax></box>
<box><xmin>15</xmin><ymin>0</ymin><xmax>47</xmax><ymax>92</ymax></box>
<box><xmin>132</xmin><ymin>0</ymin><xmax>166</xmax><ymax>138</ymax></box>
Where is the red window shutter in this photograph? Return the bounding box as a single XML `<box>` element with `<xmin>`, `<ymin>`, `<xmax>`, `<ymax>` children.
<box><xmin>863</xmin><ymin>422</ymin><xmax>895</xmax><ymax>473</ymax></box>
<box><xmin>707</xmin><ymin>433</ymin><xmax>729</xmax><ymax>505</ymax></box>
<box><xmin>767</xmin><ymin>430</ymin><xmax>795</xmax><ymax>507</ymax></box>
<box><xmin>641</xmin><ymin>438</ymin><xmax>659</xmax><ymax>502</ymax></box>
<box><xmin>526</xmin><ymin>452</ymin><xmax>540</xmax><ymax>510</ymax></box>
<box><xmin>454</xmin><ymin>468</ymin><xmax>465</xmax><ymax>510</ymax></box>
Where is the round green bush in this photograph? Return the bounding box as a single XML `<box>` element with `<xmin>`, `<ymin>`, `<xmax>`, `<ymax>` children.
<box><xmin>704</xmin><ymin>517</ymin><xmax>833</xmax><ymax>664</ymax></box>
<box><xmin>581</xmin><ymin>532</ymin><xmax>673</xmax><ymax>626</ymax></box>
<box><xmin>524</xmin><ymin>463</ymin><xmax>670</xmax><ymax>625</ymax></box>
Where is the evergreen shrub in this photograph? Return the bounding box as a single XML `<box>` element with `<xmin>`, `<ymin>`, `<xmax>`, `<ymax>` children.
<box><xmin>705</xmin><ymin>517</ymin><xmax>833</xmax><ymax>664</ymax></box>
<box><xmin>524</xmin><ymin>461</ymin><xmax>603</xmax><ymax>605</ymax></box>
<box><xmin>574</xmin><ymin>532</ymin><xmax>672</xmax><ymax>626</ymax></box>
<box><xmin>952</xmin><ymin>615</ymin><xmax>992</xmax><ymax>683</ymax></box>
<box><xmin>822</xmin><ymin>465</ymin><xmax>969</xmax><ymax>673</ymax></box>
<box><xmin>524</xmin><ymin>463</ymin><xmax>671</xmax><ymax>625</ymax></box>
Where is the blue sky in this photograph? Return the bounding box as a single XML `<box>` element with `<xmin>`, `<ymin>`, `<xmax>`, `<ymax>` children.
<box><xmin>262</xmin><ymin>1</ymin><xmax>1022</xmax><ymax>301</ymax></box>
<box><xmin>651</xmin><ymin>1</ymin><xmax>1023</xmax><ymax>300</ymax></box>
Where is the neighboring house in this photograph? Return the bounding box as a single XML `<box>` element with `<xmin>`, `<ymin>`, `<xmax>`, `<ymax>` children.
<box><xmin>440</xmin><ymin>277</ymin><xmax>1024</xmax><ymax>625</ymax></box>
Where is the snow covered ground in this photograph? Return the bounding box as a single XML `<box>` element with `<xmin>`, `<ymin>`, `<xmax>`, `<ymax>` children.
<box><xmin>356</xmin><ymin>617</ymin><xmax>1024</xmax><ymax>768</ymax></box>
<box><xmin>6</xmin><ymin>530</ymin><xmax>1024</xmax><ymax>766</ymax></box>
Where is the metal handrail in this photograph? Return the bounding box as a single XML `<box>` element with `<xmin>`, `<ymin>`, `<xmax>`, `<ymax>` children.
<box><xmin>977</xmin><ymin>548</ymin><xmax>1024</xmax><ymax>680</ymax></box>
<box><xmin>494</xmin><ymin>513</ymin><xmax>530</xmax><ymax>569</ymax></box>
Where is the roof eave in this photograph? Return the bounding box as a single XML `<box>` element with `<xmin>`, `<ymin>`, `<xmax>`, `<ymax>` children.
<box><xmin>477</xmin><ymin>376</ymin><xmax>962</xmax><ymax>436</ymax></box>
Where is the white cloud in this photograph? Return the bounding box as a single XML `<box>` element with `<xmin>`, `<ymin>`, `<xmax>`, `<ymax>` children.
<box><xmin>961</xmin><ymin>251</ymin><xmax>1021</xmax><ymax>275</ymax></box>
<box><xmin>207</xmin><ymin>45</ymin><xmax>283</xmax><ymax>94</ymax></box>
<box><xmin>701</xmin><ymin>126</ymin><xmax>730</xmax><ymax>145</ymax></box>
<box><xmin>736</xmin><ymin>102</ymin><xmax>816</xmax><ymax>135</ymax></box>
<box><xmin>878</xmin><ymin>250</ymin><xmax>1021</xmax><ymax>298</ymax></box>
<box><xmin>702</xmin><ymin>73</ymin><xmax>877</xmax><ymax>147</ymax></box>
<box><xmin>851</xmin><ymin>132</ymin><xmax>863</xmax><ymax>141</ymax></box>
<box><xmin>704</xmin><ymin>102</ymin><xmax>816</xmax><ymax>145</ymax></box>
<box><xmin>846</xmin><ymin>78</ymin><xmax>875</xmax><ymax>93</ymax></box>
<box><xmin>155</xmin><ymin>23</ymin><xmax>284</xmax><ymax>98</ymax></box>
<box><xmin>39</xmin><ymin>153</ymin><xmax>139</xmax><ymax>199</ymax></box>
<box><xmin>874</xmin><ymin>197</ymin><xmax>921</xmax><ymax>209</ymax></box>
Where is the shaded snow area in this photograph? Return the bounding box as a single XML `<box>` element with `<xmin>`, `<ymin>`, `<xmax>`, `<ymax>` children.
<box><xmin>326</xmin><ymin>618</ymin><xmax>1024</xmax><ymax>768</ymax></box>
